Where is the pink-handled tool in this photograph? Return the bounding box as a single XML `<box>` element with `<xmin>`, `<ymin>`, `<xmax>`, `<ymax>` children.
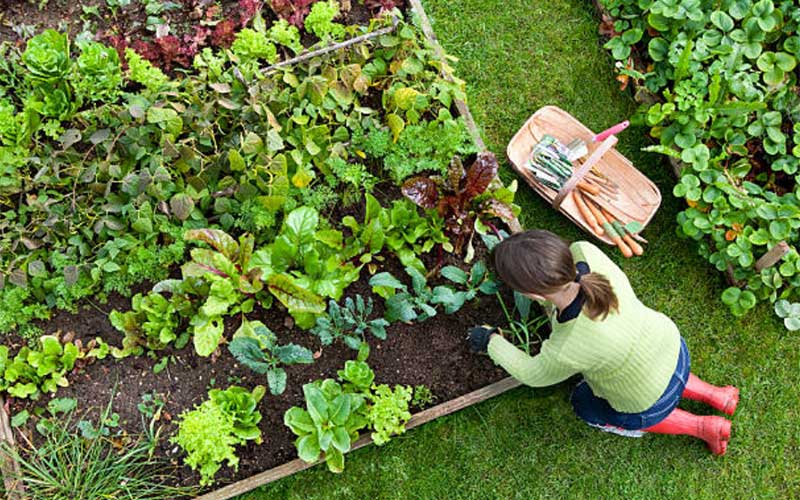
<box><xmin>593</xmin><ymin>120</ymin><xmax>630</xmax><ymax>142</ymax></box>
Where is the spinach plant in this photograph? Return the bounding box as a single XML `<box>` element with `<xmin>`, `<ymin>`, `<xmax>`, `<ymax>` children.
<box><xmin>228</xmin><ymin>320</ymin><xmax>314</xmax><ymax>395</ymax></box>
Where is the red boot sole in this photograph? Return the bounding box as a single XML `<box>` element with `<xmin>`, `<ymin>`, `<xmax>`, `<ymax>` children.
<box><xmin>721</xmin><ymin>386</ymin><xmax>740</xmax><ymax>416</ymax></box>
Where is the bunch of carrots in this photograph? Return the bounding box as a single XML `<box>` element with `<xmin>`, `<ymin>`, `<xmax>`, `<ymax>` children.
<box><xmin>572</xmin><ymin>190</ymin><xmax>645</xmax><ymax>258</ymax></box>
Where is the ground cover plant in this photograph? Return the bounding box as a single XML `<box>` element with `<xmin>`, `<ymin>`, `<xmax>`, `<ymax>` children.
<box><xmin>598</xmin><ymin>0</ymin><xmax>800</xmax><ymax>324</ymax></box>
<box><xmin>0</xmin><ymin>2</ymin><xmax>537</xmax><ymax>493</ymax></box>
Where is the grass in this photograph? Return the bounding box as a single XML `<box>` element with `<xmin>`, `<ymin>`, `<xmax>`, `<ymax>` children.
<box><xmin>238</xmin><ymin>0</ymin><xmax>800</xmax><ymax>498</ymax></box>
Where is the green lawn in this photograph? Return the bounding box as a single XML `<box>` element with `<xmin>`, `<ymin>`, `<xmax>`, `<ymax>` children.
<box><xmin>239</xmin><ymin>0</ymin><xmax>800</xmax><ymax>498</ymax></box>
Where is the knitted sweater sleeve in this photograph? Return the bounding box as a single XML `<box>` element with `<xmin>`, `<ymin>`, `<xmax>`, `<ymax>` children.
<box><xmin>487</xmin><ymin>334</ymin><xmax>578</xmax><ymax>387</ymax></box>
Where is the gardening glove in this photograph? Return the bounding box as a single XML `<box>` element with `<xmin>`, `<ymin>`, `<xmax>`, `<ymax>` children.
<box><xmin>467</xmin><ymin>325</ymin><xmax>497</xmax><ymax>353</ymax></box>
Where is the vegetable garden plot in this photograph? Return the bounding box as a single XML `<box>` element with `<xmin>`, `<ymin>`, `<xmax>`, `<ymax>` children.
<box><xmin>0</xmin><ymin>2</ymin><xmax>535</xmax><ymax>496</ymax></box>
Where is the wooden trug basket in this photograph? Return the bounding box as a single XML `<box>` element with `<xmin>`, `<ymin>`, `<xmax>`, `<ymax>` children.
<box><xmin>507</xmin><ymin>105</ymin><xmax>661</xmax><ymax>245</ymax></box>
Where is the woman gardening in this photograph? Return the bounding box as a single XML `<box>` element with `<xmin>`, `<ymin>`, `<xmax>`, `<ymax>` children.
<box><xmin>468</xmin><ymin>230</ymin><xmax>739</xmax><ymax>454</ymax></box>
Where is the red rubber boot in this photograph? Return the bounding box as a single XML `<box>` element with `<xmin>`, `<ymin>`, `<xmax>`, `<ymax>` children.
<box><xmin>682</xmin><ymin>373</ymin><xmax>739</xmax><ymax>415</ymax></box>
<box><xmin>642</xmin><ymin>408</ymin><xmax>731</xmax><ymax>456</ymax></box>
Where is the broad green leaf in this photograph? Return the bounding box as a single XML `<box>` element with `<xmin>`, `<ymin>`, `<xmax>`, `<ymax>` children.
<box><xmin>440</xmin><ymin>265</ymin><xmax>468</xmax><ymax>285</ymax></box>
<box><xmin>185</xmin><ymin>229</ymin><xmax>239</xmax><ymax>261</ymax></box>
<box><xmin>268</xmin><ymin>274</ymin><xmax>326</xmax><ymax>315</ymax></box>
<box><xmin>191</xmin><ymin>314</ymin><xmax>224</xmax><ymax>357</ymax></box>
<box><xmin>284</xmin><ymin>407</ymin><xmax>315</xmax><ymax>434</ymax></box>
<box><xmin>267</xmin><ymin>368</ymin><xmax>288</xmax><ymax>395</ymax></box>
<box><xmin>296</xmin><ymin>434</ymin><xmax>321</xmax><ymax>462</ymax></box>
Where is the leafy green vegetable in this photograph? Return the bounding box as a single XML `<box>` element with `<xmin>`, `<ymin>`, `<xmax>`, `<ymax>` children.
<box><xmin>72</xmin><ymin>41</ymin><xmax>123</xmax><ymax>103</ymax></box>
<box><xmin>304</xmin><ymin>0</ymin><xmax>346</xmax><ymax>41</ymax></box>
<box><xmin>284</xmin><ymin>379</ymin><xmax>369</xmax><ymax>473</ymax></box>
<box><xmin>125</xmin><ymin>48</ymin><xmax>168</xmax><ymax>92</ymax></box>
<box><xmin>172</xmin><ymin>385</ymin><xmax>264</xmax><ymax>486</ymax></box>
<box><xmin>0</xmin><ymin>335</ymin><xmax>84</xmax><ymax>400</ymax></box>
<box><xmin>367</xmin><ymin>384</ymin><xmax>412</xmax><ymax>446</ymax></box>
<box><xmin>369</xmin><ymin>267</ymin><xmax>437</xmax><ymax>323</ymax></box>
<box><xmin>269</xmin><ymin>19</ymin><xmax>303</xmax><ymax>54</ymax></box>
<box><xmin>432</xmin><ymin>261</ymin><xmax>499</xmax><ymax>314</ymax></box>
<box><xmin>311</xmin><ymin>295</ymin><xmax>390</xmax><ymax>351</ymax></box>
<box><xmin>23</xmin><ymin>29</ymin><xmax>71</xmax><ymax>84</ymax></box>
<box><xmin>232</xmin><ymin>29</ymin><xmax>278</xmax><ymax>63</ymax></box>
<box><xmin>228</xmin><ymin>320</ymin><xmax>314</xmax><ymax>395</ymax></box>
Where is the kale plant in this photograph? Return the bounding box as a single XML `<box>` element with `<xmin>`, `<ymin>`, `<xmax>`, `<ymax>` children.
<box><xmin>228</xmin><ymin>320</ymin><xmax>314</xmax><ymax>395</ymax></box>
<box><xmin>369</xmin><ymin>267</ymin><xmax>437</xmax><ymax>323</ymax></box>
<box><xmin>431</xmin><ymin>261</ymin><xmax>499</xmax><ymax>314</ymax></box>
<box><xmin>311</xmin><ymin>295</ymin><xmax>390</xmax><ymax>351</ymax></box>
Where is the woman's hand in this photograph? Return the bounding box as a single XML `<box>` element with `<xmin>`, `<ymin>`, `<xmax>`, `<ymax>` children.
<box><xmin>467</xmin><ymin>325</ymin><xmax>499</xmax><ymax>353</ymax></box>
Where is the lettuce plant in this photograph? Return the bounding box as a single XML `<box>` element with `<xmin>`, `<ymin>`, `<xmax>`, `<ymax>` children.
<box><xmin>304</xmin><ymin>0</ymin><xmax>345</xmax><ymax>41</ymax></box>
<box><xmin>172</xmin><ymin>385</ymin><xmax>265</xmax><ymax>486</ymax></box>
<box><xmin>0</xmin><ymin>335</ymin><xmax>81</xmax><ymax>400</ymax></box>
<box><xmin>402</xmin><ymin>152</ymin><xmax>517</xmax><ymax>254</ymax></box>
<box><xmin>22</xmin><ymin>29</ymin><xmax>71</xmax><ymax>84</ymax></box>
<box><xmin>283</xmin><ymin>379</ymin><xmax>369</xmax><ymax>473</ymax></box>
<box><xmin>367</xmin><ymin>384</ymin><xmax>412</xmax><ymax>446</ymax></box>
<box><xmin>268</xmin><ymin>19</ymin><xmax>303</xmax><ymax>54</ymax></box>
<box><xmin>231</xmin><ymin>28</ymin><xmax>278</xmax><ymax>63</ymax></box>
<box><xmin>72</xmin><ymin>41</ymin><xmax>123</xmax><ymax>103</ymax></box>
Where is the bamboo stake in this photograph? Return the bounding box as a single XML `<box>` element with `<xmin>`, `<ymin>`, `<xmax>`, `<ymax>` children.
<box><xmin>258</xmin><ymin>16</ymin><xmax>400</xmax><ymax>76</ymax></box>
<box><xmin>0</xmin><ymin>396</ymin><xmax>24</xmax><ymax>500</ymax></box>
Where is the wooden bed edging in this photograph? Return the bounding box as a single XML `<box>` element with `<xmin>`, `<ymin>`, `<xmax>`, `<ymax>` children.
<box><xmin>196</xmin><ymin>376</ymin><xmax>522</xmax><ymax>500</ymax></box>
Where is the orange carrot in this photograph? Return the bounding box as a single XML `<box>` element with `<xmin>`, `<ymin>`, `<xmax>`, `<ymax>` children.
<box><xmin>577</xmin><ymin>181</ymin><xmax>601</xmax><ymax>196</ymax></box>
<box><xmin>572</xmin><ymin>191</ymin><xmax>603</xmax><ymax>236</ymax></box>
<box><xmin>592</xmin><ymin>203</ymin><xmax>633</xmax><ymax>258</ymax></box>
<box><xmin>600</xmin><ymin>208</ymin><xmax>643</xmax><ymax>257</ymax></box>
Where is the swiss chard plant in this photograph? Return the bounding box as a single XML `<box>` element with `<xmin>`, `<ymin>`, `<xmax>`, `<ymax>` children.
<box><xmin>402</xmin><ymin>152</ymin><xmax>519</xmax><ymax>254</ymax></box>
<box><xmin>228</xmin><ymin>320</ymin><xmax>314</xmax><ymax>395</ymax></box>
<box><xmin>311</xmin><ymin>295</ymin><xmax>390</xmax><ymax>351</ymax></box>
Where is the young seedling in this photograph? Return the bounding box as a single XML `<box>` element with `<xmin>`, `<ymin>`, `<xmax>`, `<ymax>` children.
<box><xmin>228</xmin><ymin>320</ymin><xmax>314</xmax><ymax>395</ymax></box>
<box><xmin>431</xmin><ymin>261</ymin><xmax>499</xmax><ymax>314</ymax></box>
<box><xmin>369</xmin><ymin>267</ymin><xmax>437</xmax><ymax>323</ymax></box>
<box><xmin>311</xmin><ymin>295</ymin><xmax>390</xmax><ymax>351</ymax></box>
<box><xmin>496</xmin><ymin>291</ymin><xmax>549</xmax><ymax>355</ymax></box>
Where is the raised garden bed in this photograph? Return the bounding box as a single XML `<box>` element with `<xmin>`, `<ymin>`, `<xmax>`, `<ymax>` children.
<box><xmin>0</xmin><ymin>0</ymin><xmax>537</xmax><ymax>497</ymax></box>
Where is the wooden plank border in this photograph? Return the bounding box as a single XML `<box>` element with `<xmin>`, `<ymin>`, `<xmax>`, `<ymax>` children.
<box><xmin>0</xmin><ymin>396</ymin><xmax>24</xmax><ymax>500</ymax></box>
<box><xmin>406</xmin><ymin>0</ymin><xmax>486</xmax><ymax>152</ymax></box>
<box><xmin>197</xmin><ymin>377</ymin><xmax>522</xmax><ymax>500</ymax></box>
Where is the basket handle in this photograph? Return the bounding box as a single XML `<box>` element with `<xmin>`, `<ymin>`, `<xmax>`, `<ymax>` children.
<box><xmin>552</xmin><ymin>135</ymin><xmax>618</xmax><ymax>210</ymax></box>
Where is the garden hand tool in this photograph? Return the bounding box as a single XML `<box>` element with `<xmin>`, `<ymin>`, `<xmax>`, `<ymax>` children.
<box><xmin>566</xmin><ymin>119</ymin><xmax>630</xmax><ymax>161</ymax></box>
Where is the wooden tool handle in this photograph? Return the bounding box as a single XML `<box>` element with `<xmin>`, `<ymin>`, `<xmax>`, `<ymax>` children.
<box><xmin>552</xmin><ymin>135</ymin><xmax>618</xmax><ymax>210</ymax></box>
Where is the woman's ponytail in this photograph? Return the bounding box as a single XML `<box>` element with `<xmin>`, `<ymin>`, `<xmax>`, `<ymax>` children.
<box><xmin>577</xmin><ymin>272</ymin><xmax>618</xmax><ymax>321</ymax></box>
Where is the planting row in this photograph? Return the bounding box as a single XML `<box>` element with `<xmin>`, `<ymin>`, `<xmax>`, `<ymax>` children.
<box><xmin>599</xmin><ymin>0</ymin><xmax>800</xmax><ymax>326</ymax></box>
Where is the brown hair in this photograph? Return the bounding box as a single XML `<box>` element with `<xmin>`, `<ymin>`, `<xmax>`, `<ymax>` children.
<box><xmin>493</xmin><ymin>230</ymin><xmax>618</xmax><ymax>321</ymax></box>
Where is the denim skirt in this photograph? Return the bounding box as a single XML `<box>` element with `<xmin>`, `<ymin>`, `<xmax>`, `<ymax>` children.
<box><xmin>569</xmin><ymin>337</ymin><xmax>690</xmax><ymax>430</ymax></box>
